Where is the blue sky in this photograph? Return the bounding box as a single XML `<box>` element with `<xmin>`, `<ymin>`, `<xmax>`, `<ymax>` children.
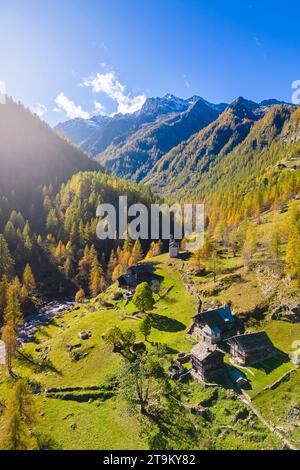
<box><xmin>0</xmin><ymin>0</ymin><xmax>300</xmax><ymax>125</ymax></box>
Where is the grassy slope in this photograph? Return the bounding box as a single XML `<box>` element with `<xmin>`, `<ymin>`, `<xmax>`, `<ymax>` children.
<box><xmin>254</xmin><ymin>369</ymin><xmax>300</xmax><ymax>448</ymax></box>
<box><xmin>185</xmin><ymin>206</ymin><xmax>300</xmax><ymax>448</ymax></box>
<box><xmin>191</xmin><ymin>207</ymin><xmax>300</xmax><ymax>401</ymax></box>
<box><xmin>0</xmin><ymin>254</ymin><xmax>283</xmax><ymax>450</ymax></box>
<box><xmin>0</xmin><ymin>255</ymin><xmax>196</xmax><ymax>450</ymax></box>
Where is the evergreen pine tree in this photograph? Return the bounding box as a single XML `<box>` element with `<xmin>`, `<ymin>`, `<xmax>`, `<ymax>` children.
<box><xmin>0</xmin><ymin>235</ymin><xmax>14</xmax><ymax>278</ymax></box>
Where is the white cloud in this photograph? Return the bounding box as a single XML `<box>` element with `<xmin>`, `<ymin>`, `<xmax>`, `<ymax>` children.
<box><xmin>254</xmin><ymin>35</ymin><xmax>261</xmax><ymax>47</ymax></box>
<box><xmin>82</xmin><ymin>71</ymin><xmax>146</xmax><ymax>115</ymax></box>
<box><xmin>183</xmin><ymin>74</ymin><xmax>190</xmax><ymax>89</ymax></box>
<box><xmin>30</xmin><ymin>103</ymin><xmax>48</xmax><ymax>118</ymax></box>
<box><xmin>54</xmin><ymin>92</ymin><xmax>90</xmax><ymax>119</ymax></box>
<box><xmin>94</xmin><ymin>101</ymin><xmax>106</xmax><ymax>115</ymax></box>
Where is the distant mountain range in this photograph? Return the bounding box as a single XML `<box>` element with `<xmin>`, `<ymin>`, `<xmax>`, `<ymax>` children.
<box><xmin>55</xmin><ymin>94</ymin><xmax>227</xmax><ymax>160</ymax></box>
<box><xmin>55</xmin><ymin>94</ymin><xmax>297</xmax><ymax>196</ymax></box>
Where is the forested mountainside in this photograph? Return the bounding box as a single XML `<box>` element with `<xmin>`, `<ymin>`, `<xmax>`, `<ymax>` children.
<box><xmin>0</xmin><ymin>98</ymin><xmax>98</xmax><ymax>204</ymax></box>
<box><xmin>55</xmin><ymin>94</ymin><xmax>227</xmax><ymax>159</ymax></box>
<box><xmin>144</xmin><ymin>103</ymin><xmax>300</xmax><ymax>209</ymax></box>
<box><xmin>0</xmin><ymin>170</ymin><xmax>155</xmax><ymax>310</ymax></box>
<box><xmin>144</xmin><ymin>97</ymin><xmax>263</xmax><ymax>190</ymax></box>
<box><xmin>0</xmin><ymin>99</ymin><xmax>156</xmax><ymax>305</ymax></box>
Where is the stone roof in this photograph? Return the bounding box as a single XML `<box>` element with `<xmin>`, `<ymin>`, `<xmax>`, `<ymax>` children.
<box><xmin>230</xmin><ymin>332</ymin><xmax>275</xmax><ymax>352</ymax></box>
<box><xmin>195</xmin><ymin>305</ymin><xmax>235</xmax><ymax>331</ymax></box>
<box><xmin>128</xmin><ymin>264</ymin><xmax>155</xmax><ymax>274</ymax></box>
<box><xmin>191</xmin><ymin>342</ymin><xmax>224</xmax><ymax>361</ymax></box>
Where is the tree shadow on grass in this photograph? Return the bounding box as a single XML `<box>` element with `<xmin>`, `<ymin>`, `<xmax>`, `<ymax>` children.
<box><xmin>162</xmin><ymin>345</ymin><xmax>179</xmax><ymax>355</ymax></box>
<box><xmin>161</xmin><ymin>296</ymin><xmax>177</xmax><ymax>305</ymax></box>
<box><xmin>149</xmin><ymin>313</ymin><xmax>186</xmax><ymax>332</ymax></box>
<box><xmin>177</xmin><ymin>252</ymin><xmax>191</xmax><ymax>261</ymax></box>
<box><xmin>17</xmin><ymin>350</ymin><xmax>62</xmax><ymax>376</ymax></box>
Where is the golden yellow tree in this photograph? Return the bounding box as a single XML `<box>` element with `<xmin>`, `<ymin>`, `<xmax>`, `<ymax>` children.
<box><xmin>2</xmin><ymin>285</ymin><xmax>23</xmax><ymax>375</ymax></box>
<box><xmin>286</xmin><ymin>229</ymin><xmax>300</xmax><ymax>285</ymax></box>
<box><xmin>112</xmin><ymin>264</ymin><xmax>123</xmax><ymax>282</ymax></box>
<box><xmin>89</xmin><ymin>256</ymin><xmax>105</xmax><ymax>297</ymax></box>
<box><xmin>22</xmin><ymin>264</ymin><xmax>36</xmax><ymax>294</ymax></box>
<box><xmin>0</xmin><ymin>380</ymin><xmax>38</xmax><ymax>450</ymax></box>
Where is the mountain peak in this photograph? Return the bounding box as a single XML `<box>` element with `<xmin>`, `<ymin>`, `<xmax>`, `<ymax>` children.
<box><xmin>230</xmin><ymin>96</ymin><xmax>259</xmax><ymax>110</ymax></box>
<box><xmin>139</xmin><ymin>94</ymin><xmax>189</xmax><ymax>115</ymax></box>
<box><xmin>259</xmin><ymin>98</ymin><xmax>291</xmax><ymax>107</ymax></box>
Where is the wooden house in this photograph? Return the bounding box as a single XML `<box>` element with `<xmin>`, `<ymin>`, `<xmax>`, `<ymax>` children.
<box><xmin>190</xmin><ymin>342</ymin><xmax>225</xmax><ymax>382</ymax></box>
<box><xmin>117</xmin><ymin>273</ymin><xmax>136</xmax><ymax>290</ymax></box>
<box><xmin>127</xmin><ymin>264</ymin><xmax>155</xmax><ymax>283</ymax></box>
<box><xmin>189</xmin><ymin>305</ymin><xmax>237</xmax><ymax>344</ymax></box>
<box><xmin>117</xmin><ymin>263</ymin><xmax>155</xmax><ymax>289</ymax></box>
<box><xmin>229</xmin><ymin>332</ymin><xmax>276</xmax><ymax>366</ymax></box>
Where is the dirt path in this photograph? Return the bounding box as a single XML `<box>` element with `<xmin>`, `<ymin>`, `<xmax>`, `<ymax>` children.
<box><xmin>240</xmin><ymin>394</ymin><xmax>298</xmax><ymax>450</ymax></box>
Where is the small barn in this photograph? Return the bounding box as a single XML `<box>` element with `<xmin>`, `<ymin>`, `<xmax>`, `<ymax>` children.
<box><xmin>190</xmin><ymin>342</ymin><xmax>225</xmax><ymax>382</ymax></box>
<box><xmin>229</xmin><ymin>332</ymin><xmax>276</xmax><ymax>366</ymax></box>
<box><xmin>189</xmin><ymin>305</ymin><xmax>236</xmax><ymax>344</ymax></box>
<box><xmin>117</xmin><ymin>263</ymin><xmax>155</xmax><ymax>289</ymax></box>
<box><xmin>169</xmin><ymin>238</ymin><xmax>179</xmax><ymax>258</ymax></box>
<box><xmin>127</xmin><ymin>264</ymin><xmax>155</xmax><ymax>283</ymax></box>
<box><xmin>117</xmin><ymin>273</ymin><xmax>136</xmax><ymax>289</ymax></box>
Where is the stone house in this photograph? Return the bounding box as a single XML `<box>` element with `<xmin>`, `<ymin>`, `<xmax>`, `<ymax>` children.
<box><xmin>189</xmin><ymin>305</ymin><xmax>237</xmax><ymax>344</ymax></box>
<box><xmin>229</xmin><ymin>332</ymin><xmax>276</xmax><ymax>366</ymax></box>
<box><xmin>190</xmin><ymin>342</ymin><xmax>225</xmax><ymax>382</ymax></box>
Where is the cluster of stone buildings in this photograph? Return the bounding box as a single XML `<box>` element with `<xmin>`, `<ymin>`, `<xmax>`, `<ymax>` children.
<box><xmin>188</xmin><ymin>305</ymin><xmax>276</xmax><ymax>383</ymax></box>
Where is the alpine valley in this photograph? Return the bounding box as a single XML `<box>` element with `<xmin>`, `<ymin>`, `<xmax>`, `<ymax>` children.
<box><xmin>0</xmin><ymin>90</ymin><xmax>300</xmax><ymax>452</ymax></box>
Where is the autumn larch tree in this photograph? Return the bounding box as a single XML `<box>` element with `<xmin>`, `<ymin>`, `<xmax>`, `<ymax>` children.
<box><xmin>112</xmin><ymin>264</ymin><xmax>123</xmax><ymax>282</ymax></box>
<box><xmin>130</xmin><ymin>239</ymin><xmax>144</xmax><ymax>265</ymax></box>
<box><xmin>0</xmin><ymin>275</ymin><xmax>9</xmax><ymax>322</ymax></box>
<box><xmin>89</xmin><ymin>255</ymin><xmax>105</xmax><ymax>297</ymax></box>
<box><xmin>1</xmin><ymin>319</ymin><xmax>16</xmax><ymax>376</ymax></box>
<box><xmin>0</xmin><ymin>380</ymin><xmax>38</xmax><ymax>450</ymax></box>
<box><xmin>75</xmin><ymin>288</ymin><xmax>85</xmax><ymax>303</ymax></box>
<box><xmin>2</xmin><ymin>285</ymin><xmax>24</xmax><ymax>375</ymax></box>
<box><xmin>22</xmin><ymin>264</ymin><xmax>36</xmax><ymax>294</ymax></box>
<box><xmin>286</xmin><ymin>229</ymin><xmax>300</xmax><ymax>285</ymax></box>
